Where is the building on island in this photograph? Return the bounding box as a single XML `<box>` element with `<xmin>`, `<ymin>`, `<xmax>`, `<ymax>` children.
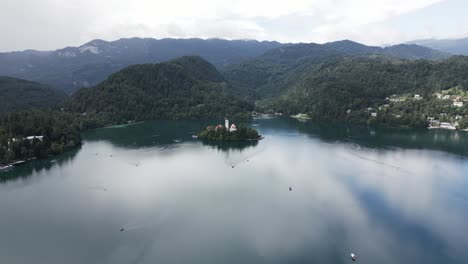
<box><xmin>453</xmin><ymin>101</ymin><xmax>464</xmax><ymax>107</ymax></box>
<box><xmin>224</xmin><ymin>118</ymin><xmax>237</xmax><ymax>132</ymax></box>
<box><xmin>229</xmin><ymin>124</ymin><xmax>237</xmax><ymax>132</ymax></box>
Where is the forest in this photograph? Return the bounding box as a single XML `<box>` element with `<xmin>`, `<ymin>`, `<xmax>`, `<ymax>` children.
<box><xmin>63</xmin><ymin>56</ymin><xmax>254</xmax><ymax>126</ymax></box>
<box><xmin>3</xmin><ymin>50</ymin><xmax>468</xmax><ymax>165</ymax></box>
<box><xmin>231</xmin><ymin>55</ymin><xmax>468</xmax><ymax>127</ymax></box>
<box><xmin>0</xmin><ymin>76</ymin><xmax>66</xmax><ymax>112</ymax></box>
<box><xmin>198</xmin><ymin>126</ymin><xmax>260</xmax><ymax>141</ymax></box>
<box><xmin>0</xmin><ymin>110</ymin><xmax>82</xmax><ymax>165</ymax></box>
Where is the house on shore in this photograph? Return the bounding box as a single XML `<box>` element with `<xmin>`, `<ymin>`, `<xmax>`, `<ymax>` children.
<box><xmin>25</xmin><ymin>136</ymin><xmax>44</xmax><ymax>143</ymax></box>
<box><xmin>440</xmin><ymin>122</ymin><xmax>456</xmax><ymax>130</ymax></box>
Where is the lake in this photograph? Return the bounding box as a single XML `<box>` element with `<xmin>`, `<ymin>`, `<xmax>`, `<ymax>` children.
<box><xmin>1</xmin><ymin>119</ymin><xmax>468</xmax><ymax>264</ymax></box>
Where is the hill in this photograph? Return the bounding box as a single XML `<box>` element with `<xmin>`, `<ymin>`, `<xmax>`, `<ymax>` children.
<box><xmin>224</xmin><ymin>40</ymin><xmax>451</xmax><ymax>99</ymax></box>
<box><xmin>252</xmin><ymin>55</ymin><xmax>468</xmax><ymax>127</ymax></box>
<box><xmin>0</xmin><ymin>76</ymin><xmax>66</xmax><ymax>112</ymax></box>
<box><xmin>64</xmin><ymin>56</ymin><xmax>253</xmax><ymax>126</ymax></box>
<box><xmin>0</xmin><ymin>109</ymin><xmax>82</xmax><ymax>165</ymax></box>
<box><xmin>408</xmin><ymin>37</ymin><xmax>468</xmax><ymax>55</ymax></box>
<box><xmin>0</xmin><ymin>38</ymin><xmax>283</xmax><ymax>94</ymax></box>
<box><xmin>0</xmin><ymin>38</ymin><xmax>448</xmax><ymax>95</ymax></box>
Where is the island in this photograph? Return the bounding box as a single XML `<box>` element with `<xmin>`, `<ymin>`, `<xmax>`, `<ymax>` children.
<box><xmin>197</xmin><ymin>119</ymin><xmax>262</xmax><ymax>141</ymax></box>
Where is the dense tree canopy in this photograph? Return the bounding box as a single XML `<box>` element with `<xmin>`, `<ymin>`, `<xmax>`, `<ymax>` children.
<box><xmin>65</xmin><ymin>56</ymin><xmax>254</xmax><ymax>126</ymax></box>
<box><xmin>227</xmin><ymin>53</ymin><xmax>468</xmax><ymax>127</ymax></box>
<box><xmin>198</xmin><ymin>126</ymin><xmax>260</xmax><ymax>141</ymax></box>
<box><xmin>0</xmin><ymin>110</ymin><xmax>82</xmax><ymax>165</ymax></box>
<box><xmin>0</xmin><ymin>76</ymin><xmax>65</xmax><ymax>112</ymax></box>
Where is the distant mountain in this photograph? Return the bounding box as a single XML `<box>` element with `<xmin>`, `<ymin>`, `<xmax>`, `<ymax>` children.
<box><xmin>263</xmin><ymin>40</ymin><xmax>449</xmax><ymax>64</ymax></box>
<box><xmin>224</xmin><ymin>40</ymin><xmax>450</xmax><ymax>99</ymax></box>
<box><xmin>0</xmin><ymin>76</ymin><xmax>66</xmax><ymax>112</ymax></box>
<box><xmin>0</xmin><ymin>38</ymin><xmax>283</xmax><ymax>94</ymax></box>
<box><xmin>0</xmin><ymin>38</ymin><xmax>449</xmax><ymax>95</ymax></box>
<box><xmin>64</xmin><ymin>56</ymin><xmax>253</xmax><ymax>125</ymax></box>
<box><xmin>408</xmin><ymin>37</ymin><xmax>468</xmax><ymax>55</ymax></box>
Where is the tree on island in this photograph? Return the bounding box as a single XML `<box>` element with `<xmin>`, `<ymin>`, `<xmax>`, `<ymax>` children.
<box><xmin>198</xmin><ymin>124</ymin><xmax>260</xmax><ymax>141</ymax></box>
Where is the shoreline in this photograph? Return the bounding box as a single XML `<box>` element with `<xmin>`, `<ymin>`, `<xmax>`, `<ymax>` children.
<box><xmin>0</xmin><ymin>142</ymin><xmax>82</xmax><ymax>173</ymax></box>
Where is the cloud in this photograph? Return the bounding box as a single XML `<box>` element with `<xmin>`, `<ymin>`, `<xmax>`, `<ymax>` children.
<box><xmin>0</xmin><ymin>0</ymin><xmax>453</xmax><ymax>51</ymax></box>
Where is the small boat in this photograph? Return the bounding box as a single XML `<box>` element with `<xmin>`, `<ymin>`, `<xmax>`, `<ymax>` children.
<box><xmin>0</xmin><ymin>165</ymin><xmax>13</xmax><ymax>172</ymax></box>
<box><xmin>289</xmin><ymin>187</ymin><xmax>292</xmax><ymax>191</ymax></box>
<box><xmin>350</xmin><ymin>253</ymin><xmax>356</xmax><ymax>261</ymax></box>
<box><xmin>120</xmin><ymin>228</ymin><xmax>125</xmax><ymax>232</ymax></box>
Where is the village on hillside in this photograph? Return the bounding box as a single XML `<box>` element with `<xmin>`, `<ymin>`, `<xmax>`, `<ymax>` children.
<box><xmin>353</xmin><ymin>86</ymin><xmax>468</xmax><ymax>131</ymax></box>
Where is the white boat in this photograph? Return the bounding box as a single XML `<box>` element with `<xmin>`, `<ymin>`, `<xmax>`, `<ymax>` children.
<box><xmin>350</xmin><ymin>253</ymin><xmax>357</xmax><ymax>261</ymax></box>
<box><xmin>0</xmin><ymin>165</ymin><xmax>13</xmax><ymax>172</ymax></box>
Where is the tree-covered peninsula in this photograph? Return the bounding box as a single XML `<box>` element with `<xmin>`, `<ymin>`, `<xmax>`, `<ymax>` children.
<box><xmin>0</xmin><ymin>110</ymin><xmax>82</xmax><ymax>166</ymax></box>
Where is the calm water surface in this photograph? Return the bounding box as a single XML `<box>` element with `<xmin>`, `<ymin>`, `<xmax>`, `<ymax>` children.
<box><xmin>1</xmin><ymin>119</ymin><xmax>468</xmax><ymax>264</ymax></box>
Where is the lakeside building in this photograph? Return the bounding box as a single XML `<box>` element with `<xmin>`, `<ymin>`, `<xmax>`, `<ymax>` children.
<box><xmin>440</xmin><ymin>122</ymin><xmax>457</xmax><ymax>130</ymax></box>
<box><xmin>453</xmin><ymin>101</ymin><xmax>464</xmax><ymax>107</ymax></box>
<box><xmin>25</xmin><ymin>136</ymin><xmax>44</xmax><ymax>142</ymax></box>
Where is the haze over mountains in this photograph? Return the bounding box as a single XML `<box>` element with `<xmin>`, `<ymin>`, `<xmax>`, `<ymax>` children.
<box><xmin>0</xmin><ymin>38</ymin><xmax>282</xmax><ymax>94</ymax></box>
<box><xmin>408</xmin><ymin>37</ymin><xmax>468</xmax><ymax>56</ymax></box>
<box><xmin>0</xmin><ymin>38</ymin><xmax>450</xmax><ymax>94</ymax></box>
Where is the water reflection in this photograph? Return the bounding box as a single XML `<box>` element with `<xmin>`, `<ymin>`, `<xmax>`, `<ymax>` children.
<box><xmin>1</xmin><ymin>119</ymin><xmax>468</xmax><ymax>264</ymax></box>
<box><xmin>263</xmin><ymin>118</ymin><xmax>468</xmax><ymax>156</ymax></box>
<box><xmin>0</xmin><ymin>146</ymin><xmax>81</xmax><ymax>184</ymax></box>
<box><xmin>201</xmin><ymin>140</ymin><xmax>259</xmax><ymax>152</ymax></box>
<box><xmin>83</xmin><ymin>120</ymin><xmax>222</xmax><ymax>148</ymax></box>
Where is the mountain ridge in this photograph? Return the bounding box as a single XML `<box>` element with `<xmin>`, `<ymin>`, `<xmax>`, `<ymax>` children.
<box><xmin>408</xmin><ymin>37</ymin><xmax>468</xmax><ymax>55</ymax></box>
<box><xmin>0</xmin><ymin>38</ymin><xmax>448</xmax><ymax>94</ymax></box>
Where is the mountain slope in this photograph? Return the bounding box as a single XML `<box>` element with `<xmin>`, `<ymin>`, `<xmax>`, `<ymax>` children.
<box><xmin>255</xmin><ymin>55</ymin><xmax>468</xmax><ymax>124</ymax></box>
<box><xmin>0</xmin><ymin>76</ymin><xmax>66</xmax><ymax>112</ymax></box>
<box><xmin>0</xmin><ymin>38</ymin><xmax>283</xmax><ymax>94</ymax></box>
<box><xmin>408</xmin><ymin>37</ymin><xmax>468</xmax><ymax>55</ymax></box>
<box><xmin>224</xmin><ymin>40</ymin><xmax>450</xmax><ymax>99</ymax></box>
<box><xmin>0</xmin><ymin>38</ymin><xmax>448</xmax><ymax>95</ymax></box>
<box><xmin>65</xmin><ymin>56</ymin><xmax>253</xmax><ymax>124</ymax></box>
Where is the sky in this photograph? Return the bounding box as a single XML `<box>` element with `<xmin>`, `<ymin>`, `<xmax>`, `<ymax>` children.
<box><xmin>1</xmin><ymin>0</ymin><xmax>467</xmax><ymax>52</ymax></box>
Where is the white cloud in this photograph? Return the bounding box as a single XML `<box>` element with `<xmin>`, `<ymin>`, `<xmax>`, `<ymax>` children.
<box><xmin>0</xmin><ymin>0</ymin><xmax>454</xmax><ymax>51</ymax></box>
